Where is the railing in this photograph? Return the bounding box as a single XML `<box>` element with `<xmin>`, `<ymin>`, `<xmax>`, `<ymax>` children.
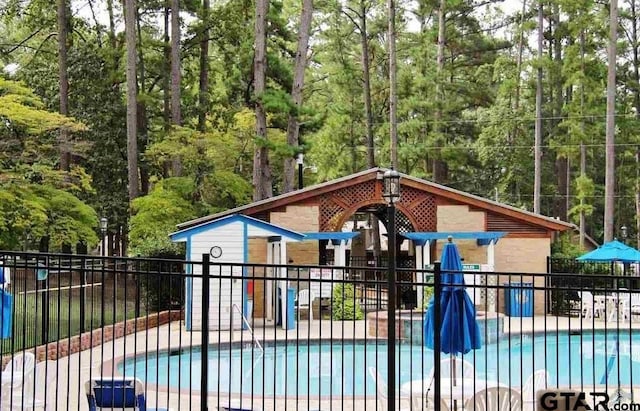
<box><xmin>1</xmin><ymin>251</ymin><xmax>640</xmax><ymax>410</ymax></box>
<box><xmin>231</xmin><ymin>303</ymin><xmax>264</xmax><ymax>354</ymax></box>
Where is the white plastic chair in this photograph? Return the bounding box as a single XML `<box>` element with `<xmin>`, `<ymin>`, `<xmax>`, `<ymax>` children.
<box><xmin>427</xmin><ymin>357</ymin><xmax>476</xmax><ymax>383</ymax></box>
<box><xmin>5</xmin><ymin>360</ymin><xmax>57</xmax><ymax>410</ymax></box>
<box><xmin>368</xmin><ymin>367</ymin><xmax>444</xmax><ymax>411</ymax></box>
<box><xmin>464</xmin><ymin>386</ymin><xmax>522</xmax><ymax>411</ymax></box>
<box><xmin>521</xmin><ymin>369</ymin><xmax>549</xmax><ymax>411</ymax></box>
<box><xmin>297</xmin><ymin>289</ymin><xmax>316</xmax><ymax>324</ymax></box>
<box><xmin>1</xmin><ymin>352</ymin><xmax>36</xmax><ymax>410</ymax></box>
<box><xmin>579</xmin><ymin>291</ymin><xmax>603</xmax><ymax>319</ymax></box>
<box><xmin>620</xmin><ymin>293</ymin><xmax>640</xmax><ymax>321</ymax></box>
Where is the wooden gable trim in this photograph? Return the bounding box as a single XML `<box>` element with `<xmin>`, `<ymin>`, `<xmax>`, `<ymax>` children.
<box><xmin>400</xmin><ymin>178</ymin><xmax>570</xmax><ymax>231</ymax></box>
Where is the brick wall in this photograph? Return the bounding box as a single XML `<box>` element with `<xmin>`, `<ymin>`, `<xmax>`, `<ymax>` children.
<box><xmin>2</xmin><ymin>310</ymin><xmax>183</xmax><ymax>368</ymax></box>
<box><xmin>437</xmin><ymin>205</ymin><xmax>485</xmax><ymax>232</ymax></box>
<box><xmin>495</xmin><ymin>237</ymin><xmax>550</xmax><ymax>314</ymax></box>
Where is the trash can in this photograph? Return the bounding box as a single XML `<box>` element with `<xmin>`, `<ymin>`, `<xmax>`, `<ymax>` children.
<box><xmin>504</xmin><ymin>282</ymin><xmax>533</xmax><ymax>317</ymax></box>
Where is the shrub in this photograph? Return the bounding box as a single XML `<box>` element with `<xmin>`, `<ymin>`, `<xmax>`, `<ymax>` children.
<box><xmin>422</xmin><ymin>286</ymin><xmax>434</xmax><ymax>309</ymax></box>
<box><xmin>331</xmin><ymin>284</ymin><xmax>364</xmax><ymax>320</ymax></box>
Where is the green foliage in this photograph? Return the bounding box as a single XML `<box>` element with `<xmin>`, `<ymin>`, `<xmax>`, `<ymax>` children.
<box><xmin>0</xmin><ymin>182</ymin><xmax>98</xmax><ymax>250</ymax></box>
<box><xmin>422</xmin><ymin>286</ymin><xmax>434</xmax><ymax>310</ymax></box>
<box><xmin>331</xmin><ymin>284</ymin><xmax>364</xmax><ymax>321</ymax></box>
<box><xmin>129</xmin><ymin>178</ymin><xmax>197</xmax><ymax>256</ymax></box>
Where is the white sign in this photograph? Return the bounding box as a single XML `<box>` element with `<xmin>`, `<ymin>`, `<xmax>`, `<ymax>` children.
<box><xmin>309</xmin><ymin>268</ymin><xmax>343</xmax><ymax>298</ymax></box>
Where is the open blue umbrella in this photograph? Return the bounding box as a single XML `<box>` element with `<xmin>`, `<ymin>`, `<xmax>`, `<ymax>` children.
<box><xmin>424</xmin><ymin>238</ymin><xmax>482</xmax><ymax>357</ymax></box>
<box><xmin>576</xmin><ymin>240</ymin><xmax>640</xmax><ymax>262</ymax></box>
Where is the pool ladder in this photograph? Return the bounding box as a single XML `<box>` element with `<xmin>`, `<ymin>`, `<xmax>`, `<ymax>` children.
<box><xmin>231</xmin><ymin>303</ymin><xmax>264</xmax><ymax>354</ymax></box>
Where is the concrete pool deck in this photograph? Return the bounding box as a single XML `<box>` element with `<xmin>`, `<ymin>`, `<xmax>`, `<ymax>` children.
<box><xmin>52</xmin><ymin>314</ymin><xmax>640</xmax><ymax>410</ymax></box>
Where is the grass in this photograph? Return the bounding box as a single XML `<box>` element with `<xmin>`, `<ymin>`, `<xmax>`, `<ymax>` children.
<box><xmin>1</xmin><ymin>291</ymin><xmax>141</xmax><ymax>354</ymax></box>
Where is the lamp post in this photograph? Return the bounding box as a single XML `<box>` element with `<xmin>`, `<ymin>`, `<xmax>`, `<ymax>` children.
<box><xmin>382</xmin><ymin>168</ymin><xmax>400</xmax><ymax>411</ymax></box>
<box><xmin>621</xmin><ymin>225</ymin><xmax>628</xmax><ymax>244</ymax></box>
<box><xmin>100</xmin><ymin>217</ymin><xmax>108</xmax><ymax>257</ymax></box>
<box><xmin>296</xmin><ymin>153</ymin><xmax>304</xmax><ymax>190</ymax></box>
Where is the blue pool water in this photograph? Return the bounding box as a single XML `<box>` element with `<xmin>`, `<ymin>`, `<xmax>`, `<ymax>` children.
<box><xmin>118</xmin><ymin>330</ymin><xmax>640</xmax><ymax>396</ymax></box>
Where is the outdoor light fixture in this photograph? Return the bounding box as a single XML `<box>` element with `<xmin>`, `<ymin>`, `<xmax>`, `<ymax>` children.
<box><xmin>382</xmin><ymin>168</ymin><xmax>401</xmax><ymax>205</ymax></box>
<box><xmin>621</xmin><ymin>225</ymin><xmax>628</xmax><ymax>242</ymax></box>
<box><xmin>296</xmin><ymin>152</ymin><xmax>304</xmax><ymax>166</ymax></box>
<box><xmin>100</xmin><ymin>217</ymin><xmax>108</xmax><ymax>234</ymax></box>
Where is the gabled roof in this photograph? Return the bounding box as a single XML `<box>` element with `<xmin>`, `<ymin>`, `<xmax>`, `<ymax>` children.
<box><xmin>170</xmin><ymin>213</ymin><xmax>306</xmax><ymax>242</ymax></box>
<box><xmin>176</xmin><ymin>168</ymin><xmax>574</xmax><ymax>232</ymax></box>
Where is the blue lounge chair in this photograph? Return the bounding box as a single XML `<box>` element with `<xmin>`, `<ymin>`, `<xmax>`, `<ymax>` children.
<box><xmin>85</xmin><ymin>377</ymin><xmax>172</xmax><ymax>411</ymax></box>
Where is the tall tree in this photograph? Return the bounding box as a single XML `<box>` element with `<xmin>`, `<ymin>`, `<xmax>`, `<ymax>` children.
<box><xmin>432</xmin><ymin>0</ymin><xmax>446</xmax><ymax>182</ymax></box>
<box><xmin>360</xmin><ymin>0</ymin><xmax>375</xmax><ymax>169</ymax></box>
<box><xmin>171</xmin><ymin>0</ymin><xmax>181</xmax><ymax>126</ymax></box>
<box><xmin>533</xmin><ymin>0</ymin><xmax>543</xmax><ymax>214</ymax></box>
<box><xmin>283</xmin><ymin>0</ymin><xmax>314</xmax><ymax>193</ymax></box>
<box><xmin>197</xmin><ymin>0</ymin><xmax>210</xmax><ymax>132</ymax></box>
<box><xmin>252</xmin><ymin>0</ymin><xmax>273</xmax><ymax>201</ymax></box>
<box><xmin>125</xmin><ymin>0</ymin><xmax>139</xmax><ymax>201</ymax></box>
<box><xmin>57</xmin><ymin>0</ymin><xmax>71</xmax><ymax>171</ymax></box>
<box><xmin>388</xmin><ymin>0</ymin><xmax>398</xmax><ymax>169</ymax></box>
<box><xmin>604</xmin><ymin>0</ymin><xmax>618</xmax><ymax>241</ymax></box>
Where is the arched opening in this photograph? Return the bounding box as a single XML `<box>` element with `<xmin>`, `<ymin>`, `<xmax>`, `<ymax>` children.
<box><xmin>319</xmin><ymin>201</ymin><xmax>419</xmax><ymax>309</ymax></box>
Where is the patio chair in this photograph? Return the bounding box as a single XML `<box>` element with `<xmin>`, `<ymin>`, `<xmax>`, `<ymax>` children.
<box><xmin>620</xmin><ymin>293</ymin><xmax>640</xmax><ymax>321</ymax></box>
<box><xmin>578</xmin><ymin>291</ymin><xmax>603</xmax><ymax>319</ymax></box>
<box><xmin>368</xmin><ymin>367</ymin><xmax>448</xmax><ymax>411</ymax></box>
<box><xmin>427</xmin><ymin>357</ymin><xmax>476</xmax><ymax>382</ymax></box>
<box><xmin>1</xmin><ymin>353</ymin><xmax>36</xmax><ymax>410</ymax></box>
<box><xmin>296</xmin><ymin>289</ymin><xmax>316</xmax><ymax>324</ymax></box>
<box><xmin>521</xmin><ymin>369</ymin><xmax>549</xmax><ymax>411</ymax></box>
<box><xmin>85</xmin><ymin>377</ymin><xmax>173</xmax><ymax>411</ymax></box>
<box><xmin>4</xmin><ymin>360</ymin><xmax>57</xmax><ymax>410</ymax></box>
<box><xmin>463</xmin><ymin>387</ymin><xmax>522</xmax><ymax>411</ymax></box>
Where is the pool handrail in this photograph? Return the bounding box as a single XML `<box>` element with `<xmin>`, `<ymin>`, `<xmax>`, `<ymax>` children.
<box><xmin>231</xmin><ymin>303</ymin><xmax>264</xmax><ymax>354</ymax></box>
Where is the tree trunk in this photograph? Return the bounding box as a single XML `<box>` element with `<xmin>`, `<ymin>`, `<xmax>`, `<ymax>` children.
<box><xmin>604</xmin><ymin>0</ymin><xmax>618</xmax><ymax>242</ymax></box>
<box><xmin>136</xmin><ymin>10</ymin><xmax>149</xmax><ymax>195</ymax></box>
<box><xmin>125</xmin><ymin>0</ymin><xmax>139</xmax><ymax>201</ymax></box>
<box><xmin>579</xmin><ymin>26</ymin><xmax>587</xmax><ymax>249</ymax></box>
<box><xmin>163</xmin><ymin>5</ymin><xmax>171</xmax><ymax>131</ymax></box>
<box><xmin>170</xmin><ymin>0</ymin><xmax>182</xmax><ymax>176</ymax></box>
<box><xmin>360</xmin><ymin>0</ymin><xmax>381</xmax><ymax>259</ymax></box>
<box><xmin>432</xmin><ymin>0</ymin><xmax>447</xmax><ymax>182</ymax></box>
<box><xmin>57</xmin><ymin>0</ymin><xmax>71</xmax><ymax>171</ymax></box>
<box><xmin>629</xmin><ymin>0</ymin><xmax>640</xmax><ymax>249</ymax></box>
<box><xmin>513</xmin><ymin>0</ymin><xmax>527</xmax><ymax>113</ymax></box>
<box><xmin>171</xmin><ymin>0</ymin><xmax>181</xmax><ymax>125</ymax></box>
<box><xmin>107</xmin><ymin>0</ymin><xmax>117</xmax><ymax>49</ymax></box>
<box><xmin>252</xmin><ymin>0</ymin><xmax>272</xmax><ymax>201</ymax></box>
<box><xmin>283</xmin><ymin>0</ymin><xmax>314</xmax><ymax>193</ymax></box>
<box><xmin>553</xmin><ymin>4</ymin><xmax>568</xmax><ymax>221</ymax></box>
<box><xmin>533</xmin><ymin>0</ymin><xmax>543</xmax><ymax>214</ymax></box>
<box><xmin>197</xmin><ymin>0</ymin><xmax>210</xmax><ymax>132</ymax></box>
<box><xmin>388</xmin><ymin>0</ymin><xmax>398</xmax><ymax>170</ymax></box>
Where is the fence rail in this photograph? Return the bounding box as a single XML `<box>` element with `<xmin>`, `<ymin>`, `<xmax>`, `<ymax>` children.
<box><xmin>0</xmin><ymin>252</ymin><xmax>639</xmax><ymax>410</ymax></box>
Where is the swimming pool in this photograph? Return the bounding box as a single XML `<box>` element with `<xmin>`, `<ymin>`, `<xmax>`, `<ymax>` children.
<box><xmin>118</xmin><ymin>330</ymin><xmax>640</xmax><ymax>396</ymax></box>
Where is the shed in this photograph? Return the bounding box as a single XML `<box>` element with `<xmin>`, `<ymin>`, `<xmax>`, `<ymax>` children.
<box><xmin>170</xmin><ymin>214</ymin><xmax>305</xmax><ymax>331</ymax></box>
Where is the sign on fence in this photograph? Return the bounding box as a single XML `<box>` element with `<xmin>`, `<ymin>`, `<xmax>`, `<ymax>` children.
<box><xmin>309</xmin><ymin>268</ymin><xmax>343</xmax><ymax>298</ymax></box>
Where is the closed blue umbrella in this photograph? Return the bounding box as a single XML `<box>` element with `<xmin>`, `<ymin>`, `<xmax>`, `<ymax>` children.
<box><xmin>424</xmin><ymin>239</ymin><xmax>482</xmax><ymax>356</ymax></box>
<box><xmin>576</xmin><ymin>240</ymin><xmax>640</xmax><ymax>262</ymax></box>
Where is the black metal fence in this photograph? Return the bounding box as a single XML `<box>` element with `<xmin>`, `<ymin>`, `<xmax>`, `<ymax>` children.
<box><xmin>0</xmin><ymin>251</ymin><xmax>639</xmax><ymax>410</ymax></box>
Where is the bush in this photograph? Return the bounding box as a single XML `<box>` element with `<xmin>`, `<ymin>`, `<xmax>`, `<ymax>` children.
<box><xmin>422</xmin><ymin>286</ymin><xmax>434</xmax><ymax>309</ymax></box>
<box><xmin>138</xmin><ymin>251</ymin><xmax>185</xmax><ymax>312</ymax></box>
<box><xmin>331</xmin><ymin>284</ymin><xmax>364</xmax><ymax>320</ymax></box>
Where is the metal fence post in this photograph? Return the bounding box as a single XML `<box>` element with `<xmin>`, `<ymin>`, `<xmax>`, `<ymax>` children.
<box><xmin>201</xmin><ymin>254</ymin><xmax>210</xmax><ymax>411</ymax></box>
<box><xmin>387</xmin><ymin>204</ymin><xmax>396</xmax><ymax>411</ymax></box>
<box><xmin>433</xmin><ymin>261</ymin><xmax>441</xmax><ymax>411</ymax></box>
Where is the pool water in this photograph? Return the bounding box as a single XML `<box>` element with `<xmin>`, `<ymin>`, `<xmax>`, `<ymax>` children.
<box><xmin>118</xmin><ymin>330</ymin><xmax>640</xmax><ymax>396</ymax></box>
